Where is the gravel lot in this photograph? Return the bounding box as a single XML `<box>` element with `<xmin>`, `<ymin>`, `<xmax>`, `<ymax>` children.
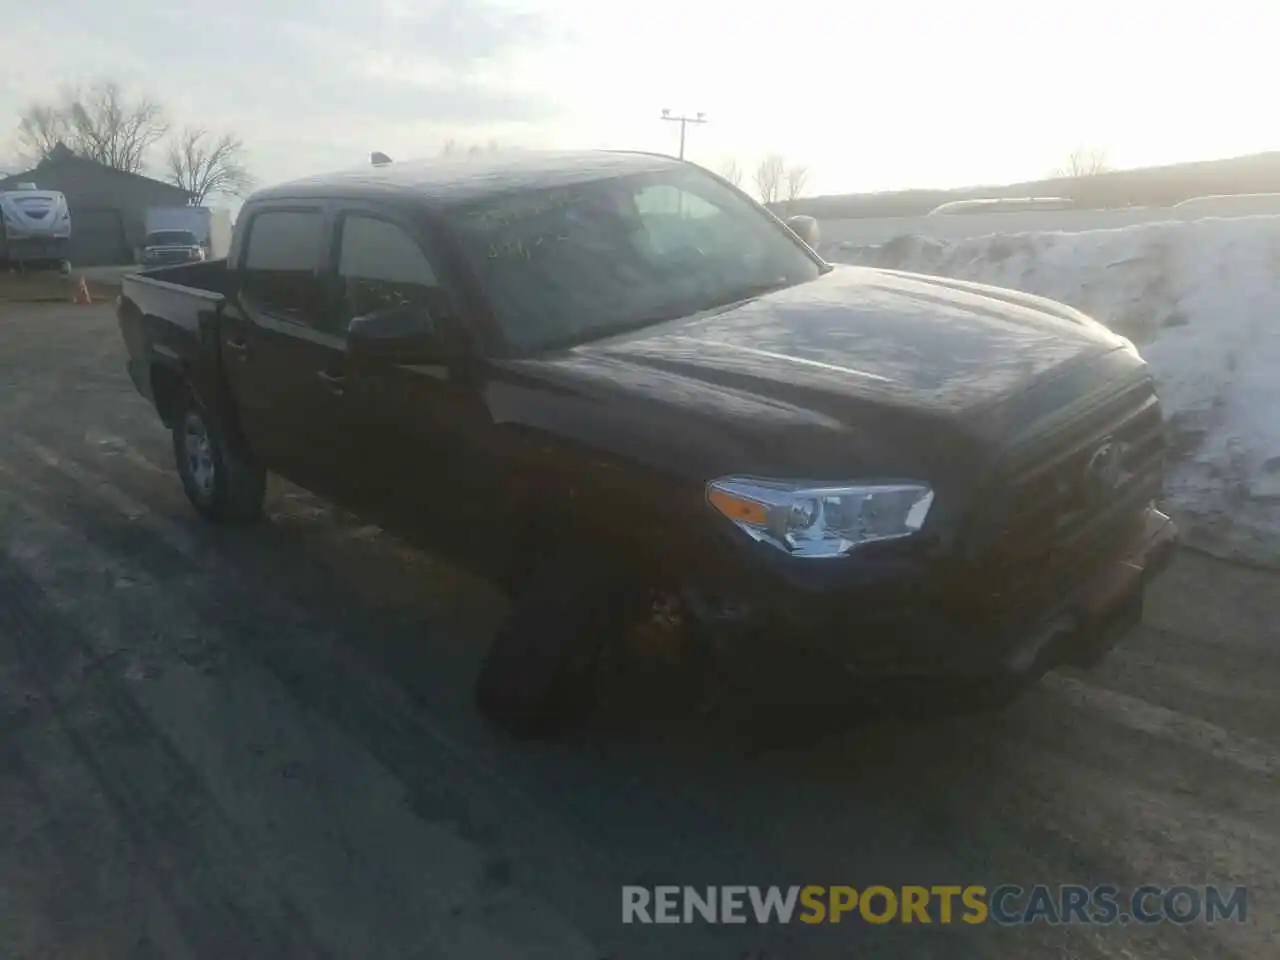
<box><xmin>1</xmin><ymin>303</ymin><xmax>1276</xmax><ymax>959</ymax></box>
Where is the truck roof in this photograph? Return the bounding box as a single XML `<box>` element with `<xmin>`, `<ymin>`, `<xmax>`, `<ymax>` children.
<box><xmin>251</xmin><ymin>150</ymin><xmax>685</xmax><ymax>209</ymax></box>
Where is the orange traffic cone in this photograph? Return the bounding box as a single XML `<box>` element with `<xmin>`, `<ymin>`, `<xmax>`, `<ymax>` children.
<box><xmin>72</xmin><ymin>276</ymin><xmax>92</xmax><ymax>305</ymax></box>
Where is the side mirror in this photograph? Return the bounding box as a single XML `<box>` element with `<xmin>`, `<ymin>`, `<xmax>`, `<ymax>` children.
<box><xmin>786</xmin><ymin>215</ymin><xmax>821</xmax><ymax>248</ymax></box>
<box><xmin>346</xmin><ymin>302</ymin><xmax>444</xmax><ymax>364</ymax></box>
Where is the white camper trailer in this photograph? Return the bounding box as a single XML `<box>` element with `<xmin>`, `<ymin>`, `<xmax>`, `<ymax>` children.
<box><xmin>0</xmin><ymin>183</ymin><xmax>72</xmax><ymax>270</ymax></box>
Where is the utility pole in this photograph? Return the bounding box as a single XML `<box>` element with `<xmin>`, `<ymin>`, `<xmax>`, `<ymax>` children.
<box><xmin>660</xmin><ymin>108</ymin><xmax>707</xmax><ymax>160</ymax></box>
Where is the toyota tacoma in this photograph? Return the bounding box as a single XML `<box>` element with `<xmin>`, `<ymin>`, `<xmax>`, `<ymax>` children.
<box><xmin>116</xmin><ymin>150</ymin><xmax>1177</xmax><ymax>736</ymax></box>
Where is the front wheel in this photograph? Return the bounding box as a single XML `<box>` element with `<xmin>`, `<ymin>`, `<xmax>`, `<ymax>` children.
<box><xmin>171</xmin><ymin>386</ymin><xmax>266</xmax><ymax>523</ymax></box>
<box><xmin>475</xmin><ymin>552</ymin><xmax>647</xmax><ymax>738</ymax></box>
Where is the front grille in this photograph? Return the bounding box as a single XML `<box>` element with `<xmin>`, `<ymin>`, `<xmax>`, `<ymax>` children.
<box><xmin>961</xmin><ymin>380</ymin><xmax>1166</xmax><ymax>614</ymax></box>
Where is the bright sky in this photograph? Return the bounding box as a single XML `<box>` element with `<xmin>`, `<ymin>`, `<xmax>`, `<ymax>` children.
<box><xmin>2</xmin><ymin>1</ymin><xmax>1277</xmax><ymax>202</ymax></box>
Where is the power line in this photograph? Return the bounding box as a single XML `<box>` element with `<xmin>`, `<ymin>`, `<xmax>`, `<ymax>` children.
<box><xmin>660</xmin><ymin>109</ymin><xmax>707</xmax><ymax>161</ymax></box>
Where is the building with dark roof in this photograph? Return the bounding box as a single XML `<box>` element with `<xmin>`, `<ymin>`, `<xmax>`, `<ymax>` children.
<box><xmin>0</xmin><ymin>143</ymin><xmax>193</xmax><ymax>265</ymax></box>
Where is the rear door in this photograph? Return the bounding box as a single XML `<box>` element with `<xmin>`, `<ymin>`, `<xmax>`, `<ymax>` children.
<box><xmin>218</xmin><ymin>204</ymin><xmax>353</xmax><ymax>499</ymax></box>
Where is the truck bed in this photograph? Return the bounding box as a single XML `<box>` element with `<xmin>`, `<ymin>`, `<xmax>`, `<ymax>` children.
<box><xmin>121</xmin><ymin>260</ymin><xmax>227</xmax><ymax>331</ymax></box>
<box><xmin>118</xmin><ymin>259</ymin><xmax>229</xmax><ymax>413</ymax></box>
<box><xmin>130</xmin><ymin>258</ymin><xmax>229</xmax><ymax>297</ymax></box>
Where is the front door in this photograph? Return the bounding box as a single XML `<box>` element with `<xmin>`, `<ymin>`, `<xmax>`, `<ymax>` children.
<box><xmin>329</xmin><ymin>208</ymin><xmax>501</xmax><ymax>568</ymax></box>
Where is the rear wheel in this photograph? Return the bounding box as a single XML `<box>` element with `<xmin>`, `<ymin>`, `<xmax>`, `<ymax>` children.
<box><xmin>171</xmin><ymin>386</ymin><xmax>266</xmax><ymax>523</ymax></box>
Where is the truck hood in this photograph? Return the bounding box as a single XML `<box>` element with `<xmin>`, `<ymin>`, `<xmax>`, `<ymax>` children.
<box><xmin>572</xmin><ymin>265</ymin><xmax>1127</xmax><ymax>415</ymax></box>
<box><xmin>496</xmin><ymin>265</ymin><xmax>1145</xmax><ymax>481</ymax></box>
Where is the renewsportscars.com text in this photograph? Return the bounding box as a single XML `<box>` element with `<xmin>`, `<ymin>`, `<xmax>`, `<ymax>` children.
<box><xmin>621</xmin><ymin>884</ymin><xmax>1247</xmax><ymax>926</ymax></box>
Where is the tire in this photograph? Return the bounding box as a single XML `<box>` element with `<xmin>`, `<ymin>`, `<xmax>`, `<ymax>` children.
<box><xmin>474</xmin><ymin>552</ymin><xmax>644</xmax><ymax>738</ymax></box>
<box><xmin>171</xmin><ymin>385</ymin><xmax>266</xmax><ymax>523</ymax></box>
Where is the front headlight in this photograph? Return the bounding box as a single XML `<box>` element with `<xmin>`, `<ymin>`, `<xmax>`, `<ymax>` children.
<box><xmin>707</xmin><ymin>477</ymin><xmax>934</xmax><ymax>558</ymax></box>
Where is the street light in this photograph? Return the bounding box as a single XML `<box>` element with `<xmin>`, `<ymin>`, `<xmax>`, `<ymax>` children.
<box><xmin>660</xmin><ymin>109</ymin><xmax>708</xmax><ymax>161</ymax></box>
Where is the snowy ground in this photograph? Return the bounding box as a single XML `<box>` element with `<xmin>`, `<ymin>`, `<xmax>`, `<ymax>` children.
<box><xmin>823</xmin><ymin>216</ymin><xmax>1280</xmax><ymax>569</ymax></box>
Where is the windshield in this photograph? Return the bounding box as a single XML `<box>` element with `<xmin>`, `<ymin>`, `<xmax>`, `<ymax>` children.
<box><xmin>147</xmin><ymin>230</ymin><xmax>198</xmax><ymax>246</ymax></box>
<box><xmin>450</xmin><ymin>167</ymin><xmax>824</xmax><ymax>354</ymax></box>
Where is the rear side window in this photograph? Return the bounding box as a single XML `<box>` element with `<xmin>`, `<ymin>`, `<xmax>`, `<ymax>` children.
<box><xmin>241</xmin><ymin>209</ymin><xmax>324</xmax><ymax>322</ymax></box>
<box><xmin>336</xmin><ymin>215</ymin><xmax>443</xmax><ymax>327</ymax></box>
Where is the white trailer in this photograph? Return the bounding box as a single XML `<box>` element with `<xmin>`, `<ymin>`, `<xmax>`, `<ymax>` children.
<box><xmin>0</xmin><ymin>183</ymin><xmax>72</xmax><ymax>270</ymax></box>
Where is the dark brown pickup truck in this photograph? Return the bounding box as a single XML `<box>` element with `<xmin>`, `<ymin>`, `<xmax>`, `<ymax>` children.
<box><xmin>117</xmin><ymin>149</ymin><xmax>1177</xmax><ymax>737</ymax></box>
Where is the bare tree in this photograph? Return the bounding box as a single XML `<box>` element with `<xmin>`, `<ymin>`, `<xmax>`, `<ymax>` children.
<box><xmin>718</xmin><ymin>157</ymin><xmax>744</xmax><ymax>188</ymax></box>
<box><xmin>440</xmin><ymin>139</ymin><xmax>459</xmax><ymax>157</ymax></box>
<box><xmin>60</xmin><ymin>79</ymin><xmax>168</xmax><ymax>174</ymax></box>
<box><xmin>15</xmin><ymin>103</ymin><xmax>69</xmax><ymax>164</ymax></box>
<box><xmin>783</xmin><ymin>163</ymin><xmax>810</xmax><ymax>205</ymax></box>
<box><xmin>753</xmin><ymin>154</ymin><xmax>785</xmax><ymax>204</ymax></box>
<box><xmin>165</xmin><ymin>127</ymin><xmax>254</xmax><ymax>205</ymax></box>
<box><xmin>1053</xmin><ymin>146</ymin><xmax>1112</xmax><ymax>178</ymax></box>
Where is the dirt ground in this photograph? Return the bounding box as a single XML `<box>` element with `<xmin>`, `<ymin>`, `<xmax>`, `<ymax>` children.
<box><xmin>1</xmin><ymin>303</ymin><xmax>1276</xmax><ymax>959</ymax></box>
<box><xmin>0</xmin><ymin>268</ymin><xmax>126</xmax><ymax>304</ymax></box>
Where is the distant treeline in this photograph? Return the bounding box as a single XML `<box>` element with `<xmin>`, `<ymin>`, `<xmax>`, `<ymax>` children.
<box><xmin>773</xmin><ymin>151</ymin><xmax>1280</xmax><ymax>220</ymax></box>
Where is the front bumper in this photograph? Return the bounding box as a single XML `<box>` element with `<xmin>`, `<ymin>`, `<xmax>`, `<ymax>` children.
<box><xmin>692</xmin><ymin>506</ymin><xmax>1177</xmax><ymax>683</ymax></box>
<box><xmin>143</xmin><ymin>250</ymin><xmax>204</xmax><ymax>266</ymax></box>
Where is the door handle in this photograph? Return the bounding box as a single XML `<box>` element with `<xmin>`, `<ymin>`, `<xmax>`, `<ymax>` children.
<box><xmin>316</xmin><ymin>370</ymin><xmax>345</xmax><ymax>395</ymax></box>
<box><xmin>224</xmin><ymin>337</ymin><xmax>248</xmax><ymax>354</ymax></box>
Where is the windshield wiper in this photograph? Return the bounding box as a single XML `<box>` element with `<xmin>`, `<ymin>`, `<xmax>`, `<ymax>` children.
<box><xmin>533</xmin><ymin>311</ymin><xmax>690</xmax><ymax>353</ymax></box>
<box><xmin>711</xmin><ymin>278</ymin><xmax>795</xmax><ymax>307</ymax></box>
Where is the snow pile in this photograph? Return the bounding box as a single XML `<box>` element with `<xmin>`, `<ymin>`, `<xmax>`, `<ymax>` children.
<box><xmin>823</xmin><ymin>217</ymin><xmax>1280</xmax><ymax>568</ymax></box>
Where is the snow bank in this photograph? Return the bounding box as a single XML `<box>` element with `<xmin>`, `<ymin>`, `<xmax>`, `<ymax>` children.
<box><xmin>823</xmin><ymin>217</ymin><xmax>1280</xmax><ymax>568</ymax></box>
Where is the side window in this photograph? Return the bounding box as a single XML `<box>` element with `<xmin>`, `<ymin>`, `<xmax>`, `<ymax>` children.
<box><xmin>633</xmin><ymin>184</ymin><xmax>720</xmax><ymax>220</ymax></box>
<box><xmin>631</xmin><ymin>183</ymin><xmax>727</xmax><ymax>259</ymax></box>
<box><xmin>337</xmin><ymin>215</ymin><xmax>442</xmax><ymax>328</ymax></box>
<box><xmin>240</xmin><ymin>209</ymin><xmax>325</xmax><ymax>322</ymax></box>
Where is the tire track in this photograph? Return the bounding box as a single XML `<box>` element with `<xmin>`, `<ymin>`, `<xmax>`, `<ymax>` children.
<box><xmin>0</xmin><ymin>433</ymin><xmax>632</xmax><ymax>957</ymax></box>
<box><xmin>1045</xmin><ymin>673</ymin><xmax>1278</xmax><ymax>776</ymax></box>
<box><xmin>2</xmin><ymin>493</ymin><xmax>602</xmax><ymax>959</ymax></box>
<box><xmin>0</xmin><ymin>541</ymin><xmax>318</xmax><ymax>958</ymax></box>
